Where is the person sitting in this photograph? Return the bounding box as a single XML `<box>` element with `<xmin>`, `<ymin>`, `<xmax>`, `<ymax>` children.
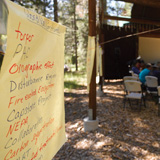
<box><xmin>139</xmin><ymin>63</ymin><xmax>152</xmax><ymax>84</ymax></box>
<box><xmin>146</xmin><ymin>64</ymin><xmax>159</xmax><ymax>91</ymax></box>
<box><xmin>140</xmin><ymin>60</ymin><xmax>145</xmax><ymax>71</ymax></box>
<box><xmin>132</xmin><ymin>60</ymin><xmax>141</xmax><ymax>75</ymax></box>
<box><xmin>149</xmin><ymin>64</ymin><xmax>157</xmax><ymax>76</ymax></box>
<box><xmin>150</xmin><ymin>64</ymin><xmax>160</xmax><ymax>85</ymax></box>
<box><xmin>157</xmin><ymin>61</ymin><xmax>160</xmax><ymax>70</ymax></box>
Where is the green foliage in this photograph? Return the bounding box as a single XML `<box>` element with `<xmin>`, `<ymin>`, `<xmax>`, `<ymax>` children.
<box><xmin>59</xmin><ymin>0</ymin><xmax>88</xmax><ymax>71</ymax></box>
<box><xmin>64</xmin><ymin>71</ymin><xmax>86</xmax><ymax>90</ymax></box>
<box><xmin>64</xmin><ymin>80</ymin><xmax>82</xmax><ymax>89</ymax></box>
<box><xmin>12</xmin><ymin>0</ymin><xmax>88</xmax><ymax>71</ymax></box>
<box><xmin>106</xmin><ymin>0</ymin><xmax>133</xmax><ymax>26</ymax></box>
<box><xmin>13</xmin><ymin>0</ymin><xmax>53</xmax><ymax>18</ymax></box>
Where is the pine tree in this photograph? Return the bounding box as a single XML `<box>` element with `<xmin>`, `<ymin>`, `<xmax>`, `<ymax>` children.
<box><xmin>76</xmin><ymin>0</ymin><xmax>88</xmax><ymax>70</ymax></box>
<box><xmin>106</xmin><ymin>0</ymin><xmax>133</xmax><ymax>26</ymax></box>
<box><xmin>12</xmin><ymin>0</ymin><xmax>52</xmax><ymax>17</ymax></box>
<box><xmin>11</xmin><ymin>0</ymin><xmax>88</xmax><ymax>71</ymax></box>
<box><xmin>59</xmin><ymin>0</ymin><xmax>88</xmax><ymax>71</ymax></box>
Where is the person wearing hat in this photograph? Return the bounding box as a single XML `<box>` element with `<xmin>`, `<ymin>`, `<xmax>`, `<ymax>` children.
<box><xmin>139</xmin><ymin>63</ymin><xmax>152</xmax><ymax>84</ymax></box>
<box><xmin>150</xmin><ymin>64</ymin><xmax>160</xmax><ymax>85</ymax></box>
<box><xmin>149</xmin><ymin>64</ymin><xmax>158</xmax><ymax>76</ymax></box>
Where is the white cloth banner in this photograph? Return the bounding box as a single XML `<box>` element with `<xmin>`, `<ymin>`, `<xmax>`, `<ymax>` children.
<box><xmin>87</xmin><ymin>36</ymin><xmax>95</xmax><ymax>92</ymax></box>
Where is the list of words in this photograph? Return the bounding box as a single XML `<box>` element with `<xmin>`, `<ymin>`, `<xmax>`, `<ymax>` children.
<box><xmin>0</xmin><ymin>1</ymin><xmax>66</xmax><ymax>160</ymax></box>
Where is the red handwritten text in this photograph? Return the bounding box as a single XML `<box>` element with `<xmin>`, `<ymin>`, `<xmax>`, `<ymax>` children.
<box><xmin>8</xmin><ymin>96</ymin><xmax>23</xmax><ymax>109</ymax></box>
<box><xmin>6</xmin><ymin>116</ymin><xmax>28</xmax><ymax>137</ymax></box>
<box><xmin>30</xmin><ymin>149</ymin><xmax>38</xmax><ymax>160</ymax></box>
<box><xmin>31</xmin><ymin>117</ymin><xmax>54</xmax><ymax>145</ymax></box>
<box><xmin>15</xmin><ymin>22</ymin><xmax>34</xmax><ymax>44</ymax></box>
<box><xmin>25</xmin><ymin>89</ymin><xmax>37</xmax><ymax>100</ymax></box>
<box><xmin>31</xmin><ymin>125</ymin><xmax>63</xmax><ymax>160</ymax></box>
<box><xmin>38</xmin><ymin>83</ymin><xmax>54</xmax><ymax>94</ymax></box>
<box><xmin>44</xmin><ymin>61</ymin><xmax>54</xmax><ymax>69</ymax></box>
<box><xmin>4</xmin><ymin>140</ymin><xmax>29</xmax><ymax>160</ymax></box>
<box><xmin>9</xmin><ymin>61</ymin><xmax>42</xmax><ymax>78</ymax></box>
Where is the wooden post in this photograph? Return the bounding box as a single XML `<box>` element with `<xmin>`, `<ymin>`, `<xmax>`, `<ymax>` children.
<box><xmin>89</xmin><ymin>0</ymin><xmax>96</xmax><ymax>120</ymax></box>
<box><xmin>98</xmin><ymin>0</ymin><xmax>106</xmax><ymax>92</ymax></box>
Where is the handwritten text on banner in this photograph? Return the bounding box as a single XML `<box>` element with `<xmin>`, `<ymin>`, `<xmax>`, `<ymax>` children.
<box><xmin>0</xmin><ymin>0</ymin><xmax>66</xmax><ymax>159</ymax></box>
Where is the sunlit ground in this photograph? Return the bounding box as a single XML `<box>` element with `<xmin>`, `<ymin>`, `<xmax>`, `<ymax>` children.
<box><xmin>53</xmin><ymin>77</ymin><xmax>160</xmax><ymax>160</ymax></box>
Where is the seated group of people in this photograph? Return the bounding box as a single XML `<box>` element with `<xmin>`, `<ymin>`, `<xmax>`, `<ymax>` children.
<box><xmin>131</xmin><ymin>59</ymin><xmax>160</xmax><ymax>85</ymax></box>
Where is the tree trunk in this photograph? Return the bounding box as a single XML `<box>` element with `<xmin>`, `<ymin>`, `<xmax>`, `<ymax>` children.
<box><xmin>43</xmin><ymin>0</ymin><xmax>46</xmax><ymax>16</ymax></box>
<box><xmin>54</xmin><ymin>0</ymin><xmax>58</xmax><ymax>22</ymax></box>
<box><xmin>73</xmin><ymin>1</ymin><xmax>78</xmax><ymax>71</ymax></box>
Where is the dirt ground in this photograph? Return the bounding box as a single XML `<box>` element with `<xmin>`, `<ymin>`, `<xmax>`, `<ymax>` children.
<box><xmin>53</xmin><ymin>80</ymin><xmax>160</xmax><ymax>160</ymax></box>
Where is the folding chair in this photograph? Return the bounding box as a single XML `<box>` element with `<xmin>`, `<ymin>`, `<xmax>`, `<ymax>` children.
<box><xmin>145</xmin><ymin>76</ymin><xmax>158</xmax><ymax>95</ymax></box>
<box><xmin>157</xmin><ymin>86</ymin><xmax>160</xmax><ymax>116</ymax></box>
<box><xmin>124</xmin><ymin>80</ymin><xmax>146</xmax><ymax>110</ymax></box>
<box><xmin>123</xmin><ymin>76</ymin><xmax>139</xmax><ymax>81</ymax></box>
<box><xmin>133</xmin><ymin>73</ymin><xmax>139</xmax><ymax>78</ymax></box>
<box><xmin>123</xmin><ymin>76</ymin><xmax>140</xmax><ymax>95</ymax></box>
<box><xmin>129</xmin><ymin>70</ymin><xmax>133</xmax><ymax>76</ymax></box>
<box><xmin>123</xmin><ymin>76</ymin><xmax>139</xmax><ymax>100</ymax></box>
<box><xmin>129</xmin><ymin>70</ymin><xmax>139</xmax><ymax>78</ymax></box>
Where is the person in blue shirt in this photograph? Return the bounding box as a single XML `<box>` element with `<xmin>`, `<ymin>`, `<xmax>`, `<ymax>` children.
<box><xmin>132</xmin><ymin>60</ymin><xmax>141</xmax><ymax>75</ymax></box>
<box><xmin>139</xmin><ymin>63</ymin><xmax>152</xmax><ymax>84</ymax></box>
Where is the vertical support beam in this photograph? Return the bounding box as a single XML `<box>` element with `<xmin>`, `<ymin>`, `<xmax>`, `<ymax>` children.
<box><xmin>99</xmin><ymin>0</ymin><xmax>103</xmax><ymax>91</ymax></box>
<box><xmin>99</xmin><ymin>0</ymin><xmax>106</xmax><ymax>92</ymax></box>
<box><xmin>89</xmin><ymin>0</ymin><xmax>96</xmax><ymax>120</ymax></box>
<box><xmin>135</xmin><ymin>36</ymin><xmax>139</xmax><ymax>58</ymax></box>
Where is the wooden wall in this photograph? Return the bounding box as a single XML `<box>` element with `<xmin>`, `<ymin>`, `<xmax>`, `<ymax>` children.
<box><xmin>102</xmin><ymin>25</ymin><xmax>138</xmax><ymax>79</ymax></box>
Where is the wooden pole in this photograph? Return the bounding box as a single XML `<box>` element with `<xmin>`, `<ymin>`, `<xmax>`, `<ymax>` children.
<box><xmin>99</xmin><ymin>0</ymin><xmax>105</xmax><ymax>92</ymax></box>
<box><xmin>89</xmin><ymin>0</ymin><xmax>96</xmax><ymax>120</ymax></box>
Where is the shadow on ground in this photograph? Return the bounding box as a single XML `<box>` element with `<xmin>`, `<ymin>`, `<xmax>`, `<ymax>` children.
<box><xmin>53</xmin><ymin>80</ymin><xmax>160</xmax><ymax>160</ymax></box>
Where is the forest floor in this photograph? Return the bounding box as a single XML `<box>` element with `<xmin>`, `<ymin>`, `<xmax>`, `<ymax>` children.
<box><xmin>53</xmin><ymin>79</ymin><xmax>160</xmax><ymax>160</ymax></box>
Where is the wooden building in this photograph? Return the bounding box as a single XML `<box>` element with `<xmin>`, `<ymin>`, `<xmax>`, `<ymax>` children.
<box><xmin>100</xmin><ymin>0</ymin><xmax>160</xmax><ymax>79</ymax></box>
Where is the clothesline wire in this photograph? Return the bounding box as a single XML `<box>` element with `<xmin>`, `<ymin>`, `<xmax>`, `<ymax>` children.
<box><xmin>66</xmin><ymin>25</ymin><xmax>160</xmax><ymax>46</ymax></box>
<box><xmin>100</xmin><ymin>27</ymin><xmax>160</xmax><ymax>45</ymax></box>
